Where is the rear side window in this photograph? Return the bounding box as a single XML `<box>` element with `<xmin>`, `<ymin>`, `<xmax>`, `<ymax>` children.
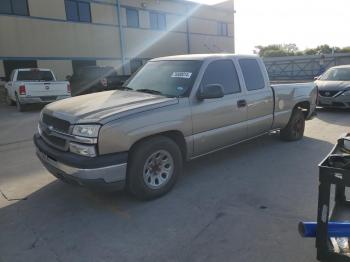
<box><xmin>17</xmin><ymin>71</ymin><xmax>54</xmax><ymax>81</ymax></box>
<box><xmin>201</xmin><ymin>60</ymin><xmax>241</xmax><ymax>95</ymax></box>
<box><xmin>239</xmin><ymin>59</ymin><xmax>265</xmax><ymax>91</ymax></box>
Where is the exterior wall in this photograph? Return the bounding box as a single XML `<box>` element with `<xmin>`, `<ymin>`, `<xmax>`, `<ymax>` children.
<box><xmin>124</xmin><ymin>29</ymin><xmax>188</xmax><ymax>58</ymax></box>
<box><xmin>0</xmin><ymin>0</ymin><xmax>235</xmax><ymax>78</ymax></box>
<box><xmin>0</xmin><ymin>16</ymin><xmax>121</xmax><ymax>58</ymax></box>
<box><xmin>166</xmin><ymin>14</ymin><xmax>187</xmax><ymax>32</ymax></box>
<box><xmin>91</xmin><ymin>2</ymin><xmax>118</xmax><ymax>25</ymax></box>
<box><xmin>37</xmin><ymin>60</ymin><xmax>73</xmax><ymax>80</ymax></box>
<box><xmin>190</xmin><ymin>35</ymin><xmax>234</xmax><ymax>53</ymax></box>
<box><xmin>0</xmin><ymin>61</ymin><xmax>4</xmax><ymax>78</ymax></box>
<box><xmin>28</xmin><ymin>0</ymin><xmax>66</xmax><ymax>20</ymax></box>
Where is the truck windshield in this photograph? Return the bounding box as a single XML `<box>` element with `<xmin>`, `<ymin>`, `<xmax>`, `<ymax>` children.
<box><xmin>124</xmin><ymin>60</ymin><xmax>202</xmax><ymax>97</ymax></box>
<box><xmin>319</xmin><ymin>68</ymin><xmax>350</xmax><ymax>81</ymax></box>
<box><xmin>17</xmin><ymin>70</ymin><xmax>54</xmax><ymax>81</ymax></box>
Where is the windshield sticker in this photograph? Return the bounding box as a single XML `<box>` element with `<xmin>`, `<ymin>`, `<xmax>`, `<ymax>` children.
<box><xmin>171</xmin><ymin>72</ymin><xmax>192</xmax><ymax>79</ymax></box>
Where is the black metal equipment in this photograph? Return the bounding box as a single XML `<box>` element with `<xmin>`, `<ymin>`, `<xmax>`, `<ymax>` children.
<box><xmin>316</xmin><ymin>134</ymin><xmax>350</xmax><ymax>261</ymax></box>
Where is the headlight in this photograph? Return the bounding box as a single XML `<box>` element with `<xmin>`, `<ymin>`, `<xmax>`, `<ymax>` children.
<box><xmin>72</xmin><ymin>125</ymin><xmax>100</xmax><ymax>137</ymax></box>
<box><xmin>69</xmin><ymin>142</ymin><xmax>97</xmax><ymax>157</ymax></box>
<box><xmin>341</xmin><ymin>90</ymin><xmax>350</xmax><ymax>96</ymax></box>
<box><xmin>38</xmin><ymin>123</ymin><xmax>42</xmax><ymax>136</ymax></box>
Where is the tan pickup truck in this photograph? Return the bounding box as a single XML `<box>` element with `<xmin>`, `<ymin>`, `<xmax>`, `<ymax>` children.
<box><xmin>34</xmin><ymin>54</ymin><xmax>317</xmax><ymax>199</ymax></box>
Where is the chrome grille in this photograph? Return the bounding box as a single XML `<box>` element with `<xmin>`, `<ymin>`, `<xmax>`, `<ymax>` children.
<box><xmin>42</xmin><ymin>114</ymin><xmax>70</xmax><ymax>133</ymax></box>
<box><xmin>41</xmin><ymin>130</ymin><xmax>67</xmax><ymax>150</ymax></box>
<box><xmin>319</xmin><ymin>91</ymin><xmax>339</xmax><ymax>97</ymax></box>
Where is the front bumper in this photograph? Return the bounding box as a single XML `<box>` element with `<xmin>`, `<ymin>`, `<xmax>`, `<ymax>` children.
<box><xmin>19</xmin><ymin>95</ymin><xmax>71</xmax><ymax>104</ymax></box>
<box><xmin>318</xmin><ymin>94</ymin><xmax>350</xmax><ymax>108</ymax></box>
<box><xmin>34</xmin><ymin>134</ymin><xmax>128</xmax><ymax>191</ymax></box>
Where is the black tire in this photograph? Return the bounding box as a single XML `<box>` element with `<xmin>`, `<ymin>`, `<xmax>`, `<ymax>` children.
<box><xmin>5</xmin><ymin>90</ymin><xmax>15</xmax><ymax>106</ymax></box>
<box><xmin>280</xmin><ymin>108</ymin><xmax>305</xmax><ymax>141</ymax></box>
<box><xmin>127</xmin><ymin>136</ymin><xmax>183</xmax><ymax>200</ymax></box>
<box><xmin>15</xmin><ymin>95</ymin><xmax>26</xmax><ymax>112</ymax></box>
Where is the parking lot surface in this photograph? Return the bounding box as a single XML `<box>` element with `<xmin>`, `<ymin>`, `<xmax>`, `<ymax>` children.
<box><xmin>0</xmin><ymin>105</ymin><xmax>349</xmax><ymax>262</ymax></box>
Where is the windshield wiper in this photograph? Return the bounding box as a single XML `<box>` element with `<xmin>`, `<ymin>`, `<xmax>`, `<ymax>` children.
<box><xmin>136</xmin><ymin>88</ymin><xmax>163</xmax><ymax>95</ymax></box>
<box><xmin>120</xmin><ymin>86</ymin><xmax>134</xmax><ymax>91</ymax></box>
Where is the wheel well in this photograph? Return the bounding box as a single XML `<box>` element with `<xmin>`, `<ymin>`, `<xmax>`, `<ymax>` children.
<box><xmin>129</xmin><ymin>131</ymin><xmax>187</xmax><ymax>160</ymax></box>
<box><xmin>294</xmin><ymin>101</ymin><xmax>310</xmax><ymax>118</ymax></box>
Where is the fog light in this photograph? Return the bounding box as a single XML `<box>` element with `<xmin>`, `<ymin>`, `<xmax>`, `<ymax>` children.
<box><xmin>69</xmin><ymin>142</ymin><xmax>96</xmax><ymax>157</ymax></box>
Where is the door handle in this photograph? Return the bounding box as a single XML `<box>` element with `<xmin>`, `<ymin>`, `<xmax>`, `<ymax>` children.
<box><xmin>237</xmin><ymin>99</ymin><xmax>247</xmax><ymax>108</ymax></box>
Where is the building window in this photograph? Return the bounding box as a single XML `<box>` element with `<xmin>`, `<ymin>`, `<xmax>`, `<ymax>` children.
<box><xmin>65</xmin><ymin>0</ymin><xmax>91</xmax><ymax>23</ymax></box>
<box><xmin>150</xmin><ymin>12</ymin><xmax>166</xmax><ymax>30</ymax></box>
<box><xmin>126</xmin><ymin>8</ymin><xmax>139</xmax><ymax>28</ymax></box>
<box><xmin>218</xmin><ymin>22</ymin><xmax>228</xmax><ymax>36</ymax></box>
<box><xmin>130</xmin><ymin>59</ymin><xmax>143</xmax><ymax>74</ymax></box>
<box><xmin>0</xmin><ymin>0</ymin><xmax>29</xmax><ymax>16</ymax></box>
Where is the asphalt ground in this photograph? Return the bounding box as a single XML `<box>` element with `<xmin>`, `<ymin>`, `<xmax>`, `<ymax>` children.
<box><xmin>0</xmin><ymin>105</ymin><xmax>349</xmax><ymax>262</ymax></box>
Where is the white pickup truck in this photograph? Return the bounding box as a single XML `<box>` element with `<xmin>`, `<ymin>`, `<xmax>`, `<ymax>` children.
<box><xmin>5</xmin><ymin>68</ymin><xmax>71</xmax><ymax>111</ymax></box>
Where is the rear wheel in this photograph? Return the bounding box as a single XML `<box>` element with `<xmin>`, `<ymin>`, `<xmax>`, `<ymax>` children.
<box><xmin>280</xmin><ymin>108</ymin><xmax>305</xmax><ymax>141</ymax></box>
<box><xmin>127</xmin><ymin>136</ymin><xmax>183</xmax><ymax>200</ymax></box>
<box><xmin>15</xmin><ymin>95</ymin><xmax>26</xmax><ymax>112</ymax></box>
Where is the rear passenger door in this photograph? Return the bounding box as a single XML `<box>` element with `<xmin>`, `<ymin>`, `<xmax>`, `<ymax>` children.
<box><xmin>191</xmin><ymin>59</ymin><xmax>248</xmax><ymax>156</ymax></box>
<box><xmin>238</xmin><ymin>58</ymin><xmax>274</xmax><ymax>138</ymax></box>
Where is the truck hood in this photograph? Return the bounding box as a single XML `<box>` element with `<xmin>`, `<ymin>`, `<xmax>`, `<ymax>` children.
<box><xmin>44</xmin><ymin>90</ymin><xmax>178</xmax><ymax>124</ymax></box>
<box><xmin>316</xmin><ymin>80</ymin><xmax>350</xmax><ymax>91</ymax></box>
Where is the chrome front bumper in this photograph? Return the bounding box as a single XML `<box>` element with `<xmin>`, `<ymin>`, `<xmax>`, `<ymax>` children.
<box><xmin>34</xmin><ymin>134</ymin><xmax>127</xmax><ymax>190</ymax></box>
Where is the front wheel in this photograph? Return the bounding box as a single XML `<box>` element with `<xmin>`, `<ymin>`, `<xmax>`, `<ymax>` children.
<box><xmin>127</xmin><ymin>136</ymin><xmax>183</xmax><ymax>200</ymax></box>
<box><xmin>280</xmin><ymin>108</ymin><xmax>305</xmax><ymax>141</ymax></box>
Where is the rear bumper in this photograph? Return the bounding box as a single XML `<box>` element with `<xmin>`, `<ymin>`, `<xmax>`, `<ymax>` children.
<box><xmin>19</xmin><ymin>95</ymin><xmax>70</xmax><ymax>104</ymax></box>
<box><xmin>318</xmin><ymin>95</ymin><xmax>350</xmax><ymax>108</ymax></box>
<box><xmin>34</xmin><ymin>134</ymin><xmax>128</xmax><ymax>191</ymax></box>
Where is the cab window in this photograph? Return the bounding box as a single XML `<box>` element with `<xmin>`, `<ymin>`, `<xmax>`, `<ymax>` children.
<box><xmin>201</xmin><ymin>60</ymin><xmax>241</xmax><ymax>95</ymax></box>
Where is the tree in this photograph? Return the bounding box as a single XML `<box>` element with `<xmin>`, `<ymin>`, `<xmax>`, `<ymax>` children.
<box><xmin>255</xmin><ymin>44</ymin><xmax>299</xmax><ymax>57</ymax></box>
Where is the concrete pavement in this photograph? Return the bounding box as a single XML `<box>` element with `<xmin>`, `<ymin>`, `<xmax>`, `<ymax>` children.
<box><xmin>0</xmin><ymin>105</ymin><xmax>349</xmax><ymax>262</ymax></box>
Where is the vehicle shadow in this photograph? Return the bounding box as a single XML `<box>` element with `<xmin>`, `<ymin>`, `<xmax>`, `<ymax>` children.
<box><xmin>0</xmin><ymin>134</ymin><xmax>331</xmax><ymax>262</ymax></box>
<box><xmin>315</xmin><ymin>107</ymin><xmax>350</xmax><ymax>127</ymax></box>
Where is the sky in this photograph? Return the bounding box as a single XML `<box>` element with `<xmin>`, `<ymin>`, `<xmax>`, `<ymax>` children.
<box><xmin>234</xmin><ymin>0</ymin><xmax>350</xmax><ymax>54</ymax></box>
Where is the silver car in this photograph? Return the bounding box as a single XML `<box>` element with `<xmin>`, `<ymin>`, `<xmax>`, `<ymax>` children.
<box><xmin>316</xmin><ymin>65</ymin><xmax>350</xmax><ymax>108</ymax></box>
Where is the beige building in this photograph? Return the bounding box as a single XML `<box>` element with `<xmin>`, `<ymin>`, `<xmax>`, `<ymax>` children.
<box><xmin>0</xmin><ymin>0</ymin><xmax>235</xmax><ymax>80</ymax></box>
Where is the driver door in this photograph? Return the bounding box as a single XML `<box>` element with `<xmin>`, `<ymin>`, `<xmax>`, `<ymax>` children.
<box><xmin>191</xmin><ymin>59</ymin><xmax>248</xmax><ymax>156</ymax></box>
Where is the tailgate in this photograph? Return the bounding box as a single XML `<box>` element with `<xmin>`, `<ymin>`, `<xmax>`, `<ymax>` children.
<box><xmin>24</xmin><ymin>82</ymin><xmax>69</xmax><ymax>97</ymax></box>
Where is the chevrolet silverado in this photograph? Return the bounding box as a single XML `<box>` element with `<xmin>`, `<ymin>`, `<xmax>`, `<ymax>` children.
<box><xmin>34</xmin><ymin>54</ymin><xmax>317</xmax><ymax>199</ymax></box>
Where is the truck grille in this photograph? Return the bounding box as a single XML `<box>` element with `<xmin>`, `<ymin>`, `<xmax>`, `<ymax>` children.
<box><xmin>41</xmin><ymin>130</ymin><xmax>67</xmax><ymax>150</ymax></box>
<box><xmin>42</xmin><ymin>114</ymin><xmax>70</xmax><ymax>133</ymax></box>
<box><xmin>319</xmin><ymin>91</ymin><xmax>339</xmax><ymax>97</ymax></box>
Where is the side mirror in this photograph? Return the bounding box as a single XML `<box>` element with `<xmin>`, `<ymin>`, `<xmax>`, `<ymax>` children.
<box><xmin>197</xmin><ymin>84</ymin><xmax>224</xmax><ymax>100</ymax></box>
<box><xmin>66</xmin><ymin>75</ymin><xmax>72</xmax><ymax>81</ymax></box>
<box><xmin>314</xmin><ymin>76</ymin><xmax>320</xmax><ymax>80</ymax></box>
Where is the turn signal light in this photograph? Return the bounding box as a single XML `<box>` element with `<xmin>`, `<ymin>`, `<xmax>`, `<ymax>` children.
<box><xmin>19</xmin><ymin>85</ymin><xmax>26</xmax><ymax>95</ymax></box>
<box><xmin>67</xmin><ymin>83</ymin><xmax>71</xmax><ymax>93</ymax></box>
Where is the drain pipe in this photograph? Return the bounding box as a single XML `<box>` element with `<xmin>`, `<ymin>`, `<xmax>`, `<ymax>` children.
<box><xmin>116</xmin><ymin>0</ymin><xmax>126</xmax><ymax>75</ymax></box>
